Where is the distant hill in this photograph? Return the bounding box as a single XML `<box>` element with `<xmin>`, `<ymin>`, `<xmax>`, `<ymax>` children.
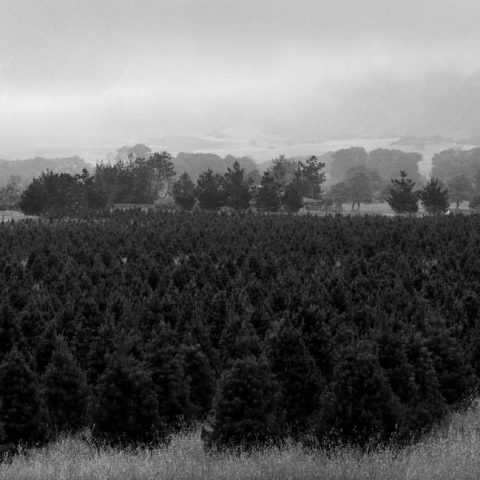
<box><xmin>173</xmin><ymin>152</ymin><xmax>258</xmax><ymax>180</ymax></box>
<box><xmin>145</xmin><ymin>135</ymin><xmax>235</xmax><ymax>152</ymax></box>
<box><xmin>0</xmin><ymin>156</ymin><xmax>90</xmax><ymax>187</ymax></box>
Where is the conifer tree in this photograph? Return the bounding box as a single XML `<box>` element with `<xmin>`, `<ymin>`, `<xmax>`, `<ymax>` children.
<box><xmin>224</xmin><ymin>161</ymin><xmax>253</xmax><ymax>209</ymax></box>
<box><xmin>93</xmin><ymin>351</ymin><xmax>160</xmax><ymax>444</ymax></box>
<box><xmin>42</xmin><ymin>337</ymin><xmax>89</xmax><ymax>433</ymax></box>
<box><xmin>387</xmin><ymin>171</ymin><xmax>418</xmax><ymax>214</ymax></box>
<box><xmin>317</xmin><ymin>341</ymin><xmax>399</xmax><ymax>444</ymax></box>
<box><xmin>173</xmin><ymin>172</ymin><xmax>196</xmax><ymax>210</ymax></box>
<box><xmin>179</xmin><ymin>341</ymin><xmax>215</xmax><ymax>419</ymax></box>
<box><xmin>256</xmin><ymin>171</ymin><xmax>282</xmax><ymax>211</ymax></box>
<box><xmin>195</xmin><ymin>168</ymin><xmax>226</xmax><ymax>210</ymax></box>
<box><xmin>0</xmin><ymin>348</ymin><xmax>49</xmax><ymax>446</ymax></box>
<box><xmin>404</xmin><ymin>333</ymin><xmax>445</xmax><ymax>435</ymax></box>
<box><xmin>218</xmin><ymin>315</ymin><xmax>262</xmax><ymax>365</ymax></box>
<box><xmin>419</xmin><ymin>178</ymin><xmax>449</xmax><ymax>215</ymax></box>
<box><xmin>267</xmin><ymin>320</ymin><xmax>321</xmax><ymax>434</ymax></box>
<box><xmin>0</xmin><ymin>303</ymin><xmax>24</xmax><ymax>361</ymax></box>
<box><xmin>210</xmin><ymin>355</ymin><xmax>282</xmax><ymax>448</ymax></box>
<box><xmin>283</xmin><ymin>182</ymin><xmax>304</xmax><ymax>212</ymax></box>
<box><xmin>145</xmin><ymin>324</ymin><xmax>191</xmax><ymax>426</ymax></box>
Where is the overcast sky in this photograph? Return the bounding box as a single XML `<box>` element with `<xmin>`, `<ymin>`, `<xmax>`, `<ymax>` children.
<box><xmin>1</xmin><ymin>0</ymin><xmax>480</xmax><ymax>156</ymax></box>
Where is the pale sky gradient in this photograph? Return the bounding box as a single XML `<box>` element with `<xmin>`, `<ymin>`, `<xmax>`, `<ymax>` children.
<box><xmin>1</xmin><ymin>0</ymin><xmax>480</xmax><ymax>157</ymax></box>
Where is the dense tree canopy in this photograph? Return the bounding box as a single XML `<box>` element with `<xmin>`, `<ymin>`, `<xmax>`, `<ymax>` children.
<box><xmin>0</xmin><ymin>211</ymin><xmax>479</xmax><ymax>451</ymax></box>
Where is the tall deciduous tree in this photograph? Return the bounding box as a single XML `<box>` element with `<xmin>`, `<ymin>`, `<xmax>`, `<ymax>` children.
<box><xmin>345</xmin><ymin>166</ymin><xmax>374</xmax><ymax>210</ymax></box>
<box><xmin>447</xmin><ymin>173</ymin><xmax>474</xmax><ymax>209</ymax></box>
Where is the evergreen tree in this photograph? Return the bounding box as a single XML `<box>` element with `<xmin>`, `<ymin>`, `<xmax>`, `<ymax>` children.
<box><xmin>209</xmin><ymin>355</ymin><xmax>282</xmax><ymax>448</ymax></box>
<box><xmin>18</xmin><ymin>178</ymin><xmax>48</xmax><ymax>215</ymax></box>
<box><xmin>93</xmin><ymin>351</ymin><xmax>160</xmax><ymax>444</ymax></box>
<box><xmin>42</xmin><ymin>337</ymin><xmax>89</xmax><ymax>433</ymax></box>
<box><xmin>296</xmin><ymin>156</ymin><xmax>326</xmax><ymax>199</ymax></box>
<box><xmin>0</xmin><ymin>303</ymin><xmax>24</xmax><ymax>361</ymax></box>
<box><xmin>256</xmin><ymin>171</ymin><xmax>281</xmax><ymax>211</ymax></box>
<box><xmin>224</xmin><ymin>161</ymin><xmax>252</xmax><ymax>209</ymax></box>
<box><xmin>173</xmin><ymin>172</ymin><xmax>196</xmax><ymax>210</ymax></box>
<box><xmin>179</xmin><ymin>341</ymin><xmax>215</xmax><ymax>419</ymax></box>
<box><xmin>283</xmin><ymin>183</ymin><xmax>304</xmax><ymax>212</ymax></box>
<box><xmin>387</xmin><ymin>171</ymin><xmax>418</xmax><ymax>214</ymax></box>
<box><xmin>317</xmin><ymin>341</ymin><xmax>399</xmax><ymax>444</ymax></box>
<box><xmin>267</xmin><ymin>320</ymin><xmax>321</xmax><ymax>434</ymax></box>
<box><xmin>219</xmin><ymin>315</ymin><xmax>263</xmax><ymax>365</ymax></box>
<box><xmin>0</xmin><ymin>348</ymin><xmax>49</xmax><ymax>446</ymax></box>
<box><xmin>419</xmin><ymin>178</ymin><xmax>449</xmax><ymax>215</ymax></box>
<box><xmin>145</xmin><ymin>324</ymin><xmax>191</xmax><ymax>426</ymax></box>
<box><xmin>196</xmin><ymin>168</ymin><xmax>226</xmax><ymax>210</ymax></box>
<box><xmin>404</xmin><ymin>334</ymin><xmax>445</xmax><ymax>434</ymax></box>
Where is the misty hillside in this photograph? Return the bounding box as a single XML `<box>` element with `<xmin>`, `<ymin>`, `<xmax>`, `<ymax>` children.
<box><xmin>268</xmin><ymin>71</ymin><xmax>480</xmax><ymax>142</ymax></box>
<box><xmin>0</xmin><ymin>156</ymin><xmax>90</xmax><ymax>187</ymax></box>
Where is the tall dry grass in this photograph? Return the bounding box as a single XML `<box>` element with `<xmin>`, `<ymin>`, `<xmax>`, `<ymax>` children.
<box><xmin>2</xmin><ymin>400</ymin><xmax>480</xmax><ymax>480</ymax></box>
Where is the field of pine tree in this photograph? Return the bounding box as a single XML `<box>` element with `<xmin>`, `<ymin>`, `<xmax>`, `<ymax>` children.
<box><xmin>0</xmin><ymin>210</ymin><xmax>479</xmax><ymax>458</ymax></box>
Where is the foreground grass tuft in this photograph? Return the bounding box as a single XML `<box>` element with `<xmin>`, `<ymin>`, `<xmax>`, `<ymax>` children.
<box><xmin>2</xmin><ymin>401</ymin><xmax>480</xmax><ymax>479</ymax></box>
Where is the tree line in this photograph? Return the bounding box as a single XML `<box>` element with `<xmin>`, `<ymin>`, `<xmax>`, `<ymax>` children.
<box><xmin>0</xmin><ymin>212</ymin><xmax>479</xmax><ymax>451</ymax></box>
<box><xmin>17</xmin><ymin>154</ymin><xmax>326</xmax><ymax>215</ymax></box>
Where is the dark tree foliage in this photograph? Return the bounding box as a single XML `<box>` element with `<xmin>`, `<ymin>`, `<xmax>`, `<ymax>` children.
<box><xmin>1</xmin><ymin>211</ymin><xmax>480</xmax><ymax>449</ymax></box>
<box><xmin>0</xmin><ymin>348</ymin><xmax>49</xmax><ymax>447</ymax></box>
<box><xmin>195</xmin><ymin>168</ymin><xmax>226</xmax><ymax>210</ymax></box>
<box><xmin>210</xmin><ymin>355</ymin><xmax>282</xmax><ymax>448</ymax></box>
<box><xmin>267</xmin><ymin>320</ymin><xmax>321</xmax><ymax>434</ymax></box>
<box><xmin>283</xmin><ymin>182</ymin><xmax>304</xmax><ymax>212</ymax></box>
<box><xmin>42</xmin><ymin>337</ymin><xmax>89</xmax><ymax>433</ymax></box>
<box><xmin>387</xmin><ymin>171</ymin><xmax>419</xmax><ymax>214</ymax></box>
<box><xmin>317</xmin><ymin>341</ymin><xmax>399</xmax><ymax>445</ymax></box>
<box><xmin>179</xmin><ymin>342</ymin><xmax>215</xmax><ymax>419</ymax></box>
<box><xmin>224</xmin><ymin>161</ymin><xmax>253</xmax><ymax>210</ymax></box>
<box><xmin>419</xmin><ymin>178</ymin><xmax>449</xmax><ymax>215</ymax></box>
<box><xmin>173</xmin><ymin>172</ymin><xmax>196</xmax><ymax>210</ymax></box>
<box><xmin>295</xmin><ymin>156</ymin><xmax>326</xmax><ymax>199</ymax></box>
<box><xmin>93</xmin><ymin>351</ymin><xmax>161</xmax><ymax>444</ymax></box>
<box><xmin>256</xmin><ymin>171</ymin><xmax>282</xmax><ymax>211</ymax></box>
<box><xmin>145</xmin><ymin>324</ymin><xmax>191</xmax><ymax>427</ymax></box>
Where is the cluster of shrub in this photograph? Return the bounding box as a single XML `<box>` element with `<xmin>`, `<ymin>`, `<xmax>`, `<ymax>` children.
<box><xmin>0</xmin><ymin>211</ymin><xmax>478</xmax><ymax>450</ymax></box>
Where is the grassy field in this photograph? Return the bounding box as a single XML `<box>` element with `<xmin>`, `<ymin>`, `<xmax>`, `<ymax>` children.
<box><xmin>2</xmin><ymin>400</ymin><xmax>480</xmax><ymax>480</ymax></box>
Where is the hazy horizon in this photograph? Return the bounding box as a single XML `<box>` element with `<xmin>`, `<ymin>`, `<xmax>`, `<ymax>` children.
<box><xmin>1</xmin><ymin>0</ymin><xmax>480</xmax><ymax>160</ymax></box>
